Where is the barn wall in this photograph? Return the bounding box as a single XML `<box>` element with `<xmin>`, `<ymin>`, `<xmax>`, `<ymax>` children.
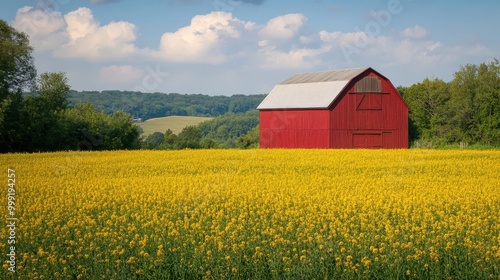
<box><xmin>329</xmin><ymin>71</ymin><xmax>408</xmax><ymax>148</ymax></box>
<box><xmin>260</xmin><ymin>110</ymin><xmax>330</xmax><ymax>148</ymax></box>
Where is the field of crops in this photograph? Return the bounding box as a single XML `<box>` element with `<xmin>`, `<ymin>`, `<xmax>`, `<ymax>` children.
<box><xmin>1</xmin><ymin>149</ymin><xmax>500</xmax><ymax>279</ymax></box>
<box><xmin>137</xmin><ymin>116</ymin><xmax>212</xmax><ymax>136</ymax></box>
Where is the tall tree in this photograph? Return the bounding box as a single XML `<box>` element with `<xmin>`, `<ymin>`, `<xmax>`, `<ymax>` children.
<box><xmin>37</xmin><ymin>72</ymin><xmax>70</xmax><ymax>111</ymax></box>
<box><xmin>449</xmin><ymin>60</ymin><xmax>500</xmax><ymax>144</ymax></box>
<box><xmin>449</xmin><ymin>64</ymin><xmax>479</xmax><ymax>142</ymax></box>
<box><xmin>404</xmin><ymin>78</ymin><xmax>450</xmax><ymax>142</ymax></box>
<box><xmin>177</xmin><ymin>125</ymin><xmax>202</xmax><ymax>149</ymax></box>
<box><xmin>0</xmin><ymin>19</ymin><xmax>36</xmax><ymax>152</ymax></box>
<box><xmin>475</xmin><ymin>59</ymin><xmax>500</xmax><ymax>145</ymax></box>
<box><xmin>19</xmin><ymin>72</ymin><xmax>72</xmax><ymax>151</ymax></box>
<box><xmin>0</xmin><ymin>19</ymin><xmax>36</xmax><ymax>97</ymax></box>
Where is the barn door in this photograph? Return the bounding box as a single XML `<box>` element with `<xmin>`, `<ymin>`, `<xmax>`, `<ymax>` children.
<box><xmin>352</xmin><ymin>133</ymin><xmax>382</xmax><ymax>148</ymax></box>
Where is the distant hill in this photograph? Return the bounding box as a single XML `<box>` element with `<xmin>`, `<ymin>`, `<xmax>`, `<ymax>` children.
<box><xmin>137</xmin><ymin>116</ymin><xmax>212</xmax><ymax>136</ymax></box>
<box><xmin>68</xmin><ymin>90</ymin><xmax>266</xmax><ymax>120</ymax></box>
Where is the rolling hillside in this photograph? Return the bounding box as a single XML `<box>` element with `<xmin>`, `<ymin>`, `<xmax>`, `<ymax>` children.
<box><xmin>137</xmin><ymin>116</ymin><xmax>212</xmax><ymax>136</ymax></box>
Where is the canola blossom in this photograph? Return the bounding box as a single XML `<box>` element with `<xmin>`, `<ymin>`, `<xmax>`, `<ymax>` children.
<box><xmin>1</xmin><ymin>149</ymin><xmax>500</xmax><ymax>279</ymax></box>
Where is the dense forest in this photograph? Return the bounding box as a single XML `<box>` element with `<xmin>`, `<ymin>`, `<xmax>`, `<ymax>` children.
<box><xmin>401</xmin><ymin>59</ymin><xmax>500</xmax><ymax>148</ymax></box>
<box><xmin>68</xmin><ymin>91</ymin><xmax>266</xmax><ymax>120</ymax></box>
<box><xmin>1</xmin><ymin>19</ymin><xmax>499</xmax><ymax>152</ymax></box>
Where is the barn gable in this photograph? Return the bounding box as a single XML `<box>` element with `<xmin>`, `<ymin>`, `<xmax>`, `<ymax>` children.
<box><xmin>257</xmin><ymin>68</ymin><xmax>369</xmax><ymax>110</ymax></box>
<box><xmin>258</xmin><ymin>67</ymin><xmax>409</xmax><ymax>149</ymax></box>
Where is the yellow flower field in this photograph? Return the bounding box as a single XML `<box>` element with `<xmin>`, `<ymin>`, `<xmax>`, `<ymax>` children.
<box><xmin>1</xmin><ymin>149</ymin><xmax>500</xmax><ymax>279</ymax></box>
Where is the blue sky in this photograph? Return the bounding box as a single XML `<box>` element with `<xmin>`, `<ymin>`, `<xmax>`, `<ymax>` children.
<box><xmin>1</xmin><ymin>0</ymin><xmax>498</xmax><ymax>95</ymax></box>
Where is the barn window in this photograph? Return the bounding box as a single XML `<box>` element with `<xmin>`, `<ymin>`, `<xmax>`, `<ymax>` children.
<box><xmin>356</xmin><ymin>94</ymin><xmax>382</xmax><ymax>110</ymax></box>
<box><xmin>354</xmin><ymin>76</ymin><xmax>381</xmax><ymax>93</ymax></box>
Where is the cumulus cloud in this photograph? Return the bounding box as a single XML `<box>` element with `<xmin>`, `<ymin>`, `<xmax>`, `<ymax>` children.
<box><xmin>12</xmin><ymin>6</ymin><xmax>492</xmax><ymax>72</ymax></box>
<box><xmin>64</xmin><ymin>7</ymin><xmax>99</xmax><ymax>41</ymax></box>
<box><xmin>401</xmin><ymin>24</ymin><xmax>430</xmax><ymax>39</ymax></box>
<box><xmin>12</xmin><ymin>6</ymin><xmax>67</xmax><ymax>51</ymax></box>
<box><xmin>99</xmin><ymin>65</ymin><xmax>145</xmax><ymax>84</ymax></box>
<box><xmin>158</xmin><ymin>11</ymin><xmax>255</xmax><ymax>63</ymax></box>
<box><xmin>259</xmin><ymin>13</ymin><xmax>306</xmax><ymax>40</ymax></box>
<box><xmin>13</xmin><ymin>6</ymin><xmax>139</xmax><ymax>60</ymax></box>
<box><xmin>60</xmin><ymin>8</ymin><xmax>139</xmax><ymax>59</ymax></box>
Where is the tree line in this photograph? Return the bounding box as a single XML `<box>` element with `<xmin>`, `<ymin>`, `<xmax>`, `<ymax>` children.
<box><xmin>68</xmin><ymin>90</ymin><xmax>266</xmax><ymax>120</ymax></box>
<box><xmin>400</xmin><ymin>59</ymin><xmax>500</xmax><ymax>147</ymax></box>
<box><xmin>142</xmin><ymin>110</ymin><xmax>260</xmax><ymax>150</ymax></box>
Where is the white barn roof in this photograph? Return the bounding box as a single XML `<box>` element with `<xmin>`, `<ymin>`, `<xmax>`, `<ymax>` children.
<box><xmin>257</xmin><ymin>67</ymin><xmax>370</xmax><ymax>110</ymax></box>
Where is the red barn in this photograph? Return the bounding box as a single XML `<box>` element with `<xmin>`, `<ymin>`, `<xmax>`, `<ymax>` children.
<box><xmin>257</xmin><ymin>67</ymin><xmax>408</xmax><ymax>149</ymax></box>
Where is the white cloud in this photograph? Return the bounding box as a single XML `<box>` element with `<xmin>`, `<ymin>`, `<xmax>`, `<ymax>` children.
<box><xmin>401</xmin><ymin>25</ymin><xmax>430</xmax><ymax>39</ymax></box>
<box><xmin>12</xmin><ymin>6</ymin><xmax>67</xmax><ymax>51</ymax></box>
<box><xmin>99</xmin><ymin>65</ymin><xmax>145</xmax><ymax>84</ymax></box>
<box><xmin>258</xmin><ymin>44</ymin><xmax>331</xmax><ymax>69</ymax></box>
<box><xmin>59</xmin><ymin>7</ymin><xmax>139</xmax><ymax>59</ymax></box>
<box><xmin>64</xmin><ymin>7</ymin><xmax>99</xmax><ymax>41</ymax></box>
<box><xmin>259</xmin><ymin>13</ymin><xmax>306</xmax><ymax>40</ymax></box>
<box><xmin>319</xmin><ymin>30</ymin><xmax>378</xmax><ymax>48</ymax></box>
<box><xmin>11</xmin><ymin>6</ymin><xmax>493</xmax><ymax>82</ymax></box>
<box><xmin>13</xmin><ymin>6</ymin><xmax>139</xmax><ymax>60</ymax></box>
<box><xmin>319</xmin><ymin>29</ymin><xmax>447</xmax><ymax>66</ymax></box>
<box><xmin>158</xmin><ymin>11</ymin><xmax>255</xmax><ymax>63</ymax></box>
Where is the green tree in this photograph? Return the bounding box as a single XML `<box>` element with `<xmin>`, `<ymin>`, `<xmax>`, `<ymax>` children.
<box><xmin>448</xmin><ymin>60</ymin><xmax>500</xmax><ymax>145</ymax></box>
<box><xmin>200</xmin><ymin>138</ymin><xmax>218</xmax><ymax>149</ymax></box>
<box><xmin>143</xmin><ymin>132</ymin><xmax>165</xmax><ymax>149</ymax></box>
<box><xmin>177</xmin><ymin>125</ymin><xmax>202</xmax><ymax>149</ymax></box>
<box><xmin>19</xmin><ymin>72</ymin><xmax>72</xmax><ymax>151</ymax></box>
<box><xmin>475</xmin><ymin>59</ymin><xmax>500</xmax><ymax>145</ymax></box>
<box><xmin>106</xmin><ymin>111</ymin><xmax>141</xmax><ymax>150</ymax></box>
<box><xmin>37</xmin><ymin>72</ymin><xmax>70</xmax><ymax>111</ymax></box>
<box><xmin>61</xmin><ymin>103</ymin><xmax>106</xmax><ymax>150</ymax></box>
<box><xmin>236</xmin><ymin>125</ymin><xmax>259</xmax><ymax>149</ymax></box>
<box><xmin>403</xmin><ymin>78</ymin><xmax>450</xmax><ymax>144</ymax></box>
<box><xmin>198</xmin><ymin>110</ymin><xmax>259</xmax><ymax>148</ymax></box>
<box><xmin>0</xmin><ymin>19</ymin><xmax>36</xmax><ymax>97</ymax></box>
<box><xmin>449</xmin><ymin>64</ymin><xmax>479</xmax><ymax>143</ymax></box>
<box><xmin>161</xmin><ymin>129</ymin><xmax>178</xmax><ymax>149</ymax></box>
<box><xmin>0</xmin><ymin>19</ymin><xmax>36</xmax><ymax>152</ymax></box>
<box><xmin>62</xmin><ymin>103</ymin><xmax>140</xmax><ymax>150</ymax></box>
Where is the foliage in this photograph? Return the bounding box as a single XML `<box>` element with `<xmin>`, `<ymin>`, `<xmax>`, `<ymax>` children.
<box><xmin>141</xmin><ymin>110</ymin><xmax>259</xmax><ymax>150</ymax></box>
<box><xmin>61</xmin><ymin>103</ymin><xmax>140</xmax><ymax>151</ymax></box>
<box><xmin>236</xmin><ymin>125</ymin><xmax>259</xmax><ymax>149</ymax></box>
<box><xmin>2</xmin><ymin>149</ymin><xmax>499</xmax><ymax>279</ymax></box>
<box><xmin>37</xmin><ymin>72</ymin><xmax>70</xmax><ymax>111</ymax></box>
<box><xmin>177</xmin><ymin>125</ymin><xmax>202</xmax><ymax>149</ymax></box>
<box><xmin>0</xmin><ymin>19</ymin><xmax>36</xmax><ymax>152</ymax></box>
<box><xmin>402</xmin><ymin>59</ymin><xmax>500</xmax><ymax>147</ymax></box>
<box><xmin>68</xmin><ymin>91</ymin><xmax>266</xmax><ymax>120</ymax></box>
<box><xmin>0</xmin><ymin>19</ymin><xmax>36</xmax><ymax>96</ymax></box>
<box><xmin>143</xmin><ymin>132</ymin><xmax>165</xmax><ymax>150</ymax></box>
<box><xmin>198</xmin><ymin>110</ymin><xmax>259</xmax><ymax>148</ymax></box>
